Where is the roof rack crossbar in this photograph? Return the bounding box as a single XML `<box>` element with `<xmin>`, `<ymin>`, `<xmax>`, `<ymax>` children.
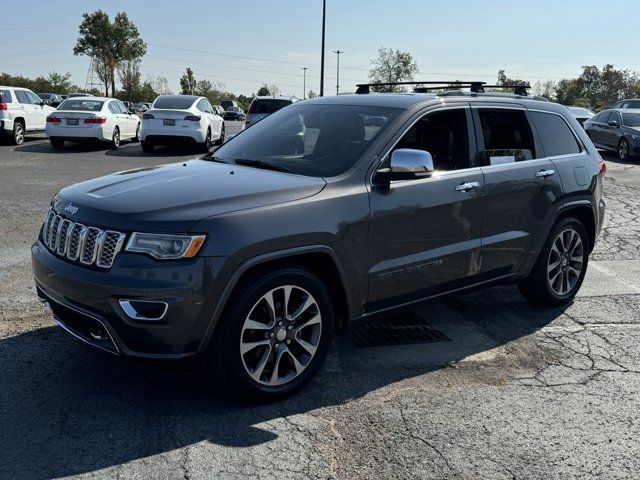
<box><xmin>355</xmin><ymin>80</ymin><xmax>487</xmax><ymax>94</ymax></box>
<box><xmin>482</xmin><ymin>84</ymin><xmax>531</xmax><ymax>96</ymax></box>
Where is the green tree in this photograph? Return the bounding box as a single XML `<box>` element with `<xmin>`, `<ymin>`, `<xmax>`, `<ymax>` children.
<box><xmin>47</xmin><ymin>72</ymin><xmax>73</xmax><ymax>94</ymax></box>
<box><xmin>532</xmin><ymin>79</ymin><xmax>557</xmax><ymax>100</ymax></box>
<box><xmin>196</xmin><ymin>79</ymin><xmax>213</xmax><ymax>97</ymax></box>
<box><xmin>368</xmin><ymin>46</ymin><xmax>418</xmax><ymax>92</ymax></box>
<box><xmin>73</xmin><ymin>10</ymin><xmax>146</xmax><ymax>97</ymax></box>
<box><xmin>117</xmin><ymin>58</ymin><xmax>141</xmax><ymax>102</ymax></box>
<box><xmin>307</xmin><ymin>90</ymin><xmax>318</xmax><ymax>99</ymax></box>
<box><xmin>180</xmin><ymin>67</ymin><xmax>197</xmax><ymax>95</ymax></box>
<box><xmin>257</xmin><ymin>84</ymin><xmax>280</xmax><ymax>96</ymax></box>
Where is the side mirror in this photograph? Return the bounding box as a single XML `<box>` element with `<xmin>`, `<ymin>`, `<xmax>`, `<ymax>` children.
<box><xmin>608</xmin><ymin>120</ymin><xmax>620</xmax><ymax>127</ymax></box>
<box><xmin>376</xmin><ymin>149</ymin><xmax>434</xmax><ymax>182</ymax></box>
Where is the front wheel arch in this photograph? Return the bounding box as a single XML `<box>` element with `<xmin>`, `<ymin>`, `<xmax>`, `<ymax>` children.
<box><xmin>198</xmin><ymin>247</ymin><xmax>352</xmax><ymax>353</ymax></box>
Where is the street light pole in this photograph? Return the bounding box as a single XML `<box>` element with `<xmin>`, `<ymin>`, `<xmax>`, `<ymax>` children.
<box><xmin>320</xmin><ymin>0</ymin><xmax>326</xmax><ymax>97</ymax></box>
<box><xmin>333</xmin><ymin>50</ymin><xmax>343</xmax><ymax>95</ymax></box>
<box><xmin>302</xmin><ymin>67</ymin><xmax>308</xmax><ymax>99</ymax></box>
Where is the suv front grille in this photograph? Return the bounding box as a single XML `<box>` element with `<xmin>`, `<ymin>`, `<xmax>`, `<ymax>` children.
<box><xmin>41</xmin><ymin>209</ymin><xmax>126</xmax><ymax>269</ymax></box>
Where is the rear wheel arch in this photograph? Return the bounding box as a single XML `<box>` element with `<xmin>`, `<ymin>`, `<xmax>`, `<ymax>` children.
<box><xmin>554</xmin><ymin>204</ymin><xmax>596</xmax><ymax>253</ymax></box>
<box><xmin>200</xmin><ymin>247</ymin><xmax>352</xmax><ymax>353</ymax></box>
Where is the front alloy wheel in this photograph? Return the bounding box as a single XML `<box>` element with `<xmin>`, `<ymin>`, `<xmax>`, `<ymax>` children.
<box><xmin>111</xmin><ymin>127</ymin><xmax>120</xmax><ymax>149</ymax></box>
<box><xmin>240</xmin><ymin>285</ymin><xmax>322</xmax><ymax>386</ymax></box>
<box><xmin>211</xmin><ymin>267</ymin><xmax>334</xmax><ymax>400</ymax></box>
<box><xmin>618</xmin><ymin>138</ymin><xmax>629</xmax><ymax>161</ymax></box>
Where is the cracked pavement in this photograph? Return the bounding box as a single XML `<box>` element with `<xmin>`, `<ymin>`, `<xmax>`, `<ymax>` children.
<box><xmin>1</xmin><ymin>135</ymin><xmax>639</xmax><ymax>479</ymax></box>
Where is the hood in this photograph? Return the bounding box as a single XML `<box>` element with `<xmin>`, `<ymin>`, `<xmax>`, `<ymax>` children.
<box><xmin>54</xmin><ymin>159</ymin><xmax>326</xmax><ymax>232</ymax></box>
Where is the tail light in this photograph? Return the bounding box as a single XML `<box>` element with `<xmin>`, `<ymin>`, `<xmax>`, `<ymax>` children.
<box><xmin>142</xmin><ymin>113</ymin><xmax>154</xmax><ymax>119</ymax></box>
<box><xmin>46</xmin><ymin>116</ymin><xmax>61</xmax><ymax>123</ymax></box>
<box><xmin>600</xmin><ymin>161</ymin><xmax>607</xmax><ymax>176</ymax></box>
<box><xmin>184</xmin><ymin>115</ymin><xmax>201</xmax><ymax>121</ymax></box>
<box><xmin>84</xmin><ymin>117</ymin><xmax>107</xmax><ymax>124</ymax></box>
<box><xmin>0</xmin><ymin>103</ymin><xmax>7</xmax><ymax>111</ymax></box>
<box><xmin>244</xmin><ymin>119</ymin><xmax>250</xmax><ymax>125</ymax></box>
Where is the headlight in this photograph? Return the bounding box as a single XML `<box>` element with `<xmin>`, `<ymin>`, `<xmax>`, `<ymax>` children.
<box><xmin>125</xmin><ymin>233</ymin><xmax>206</xmax><ymax>260</ymax></box>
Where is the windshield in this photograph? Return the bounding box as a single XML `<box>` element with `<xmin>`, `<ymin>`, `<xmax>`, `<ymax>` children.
<box><xmin>212</xmin><ymin>104</ymin><xmax>400</xmax><ymax>177</ymax></box>
<box><xmin>251</xmin><ymin>99</ymin><xmax>292</xmax><ymax>114</ymax></box>
<box><xmin>38</xmin><ymin>93</ymin><xmax>52</xmax><ymax>99</ymax></box>
<box><xmin>622</xmin><ymin>113</ymin><xmax>640</xmax><ymax>127</ymax></box>
<box><xmin>58</xmin><ymin>99</ymin><xmax>104</xmax><ymax>111</ymax></box>
<box><xmin>153</xmin><ymin>97</ymin><xmax>196</xmax><ymax>109</ymax></box>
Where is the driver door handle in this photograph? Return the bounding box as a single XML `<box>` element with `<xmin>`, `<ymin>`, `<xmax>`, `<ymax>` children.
<box><xmin>455</xmin><ymin>181</ymin><xmax>481</xmax><ymax>192</ymax></box>
<box><xmin>535</xmin><ymin>169</ymin><xmax>555</xmax><ymax>178</ymax></box>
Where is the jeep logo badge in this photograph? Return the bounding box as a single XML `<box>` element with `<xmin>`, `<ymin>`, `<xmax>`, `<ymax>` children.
<box><xmin>64</xmin><ymin>203</ymin><xmax>79</xmax><ymax>215</ymax></box>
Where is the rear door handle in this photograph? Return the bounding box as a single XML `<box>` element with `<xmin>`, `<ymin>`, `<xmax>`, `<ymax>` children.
<box><xmin>535</xmin><ymin>169</ymin><xmax>555</xmax><ymax>178</ymax></box>
<box><xmin>455</xmin><ymin>181</ymin><xmax>481</xmax><ymax>192</ymax></box>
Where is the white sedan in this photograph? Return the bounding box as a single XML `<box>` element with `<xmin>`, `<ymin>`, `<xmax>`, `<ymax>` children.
<box><xmin>45</xmin><ymin>97</ymin><xmax>140</xmax><ymax>149</ymax></box>
<box><xmin>140</xmin><ymin>95</ymin><xmax>224</xmax><ymax>153</ymax></box>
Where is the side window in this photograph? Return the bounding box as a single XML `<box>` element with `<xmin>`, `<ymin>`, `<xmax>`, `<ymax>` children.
<box><xmin>117</xmin><ymin>101</ymin><xmax>128</xmax><ymax>113</ymax></box>
<box><xmin>530</xmin><ymin>112</ymin><xmax>582</xmax><ymax>157</ymax></box>
<box><xmin>196</xmin><ymin>99</ymin><xmax>208</xmax><ymax>113</ymax></box>
<box><xmin>392</xmin><ymin>108</ymin><xmax>470</xmax><ymax>171</ymax></box>
<box><xmin>26</xmin><ymin>91</ymin><xmax>42</xmax><ymax>104</ymax></box>
<box><xmin>0</xmin><ymin>90</ymin><xmax>12</xmax><ymax>103</ymax></box>
<box><xmin>15</xmin><ymin>91</ymin><xmax>30</xmax><ymax>104</ymax></box>
<box><xmin>108</xmin><ymin>102</ymin><xmax>119</xmax><ymax>114</ymax></box>
<box><xmin>204</xmin><ymin>100</ymin><xmax>213</xmax><ymax>114</ymax></box>
<box><xmin>600</xmin><ymin>111</ymin><xmax>613</xmax><ymax>124</ymax></box>
<box><xmin>477</xmin><ymin>109</ymin><xmax>535</xmax><ymax>165</ymax></box>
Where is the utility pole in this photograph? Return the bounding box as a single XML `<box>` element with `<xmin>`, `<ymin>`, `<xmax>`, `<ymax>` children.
<box><xmin>320</xmin><ymin>0</ymin><xmax>326</xmax><ymax>96</ymax></box>
<box><xmin>302</xmin><ymin>67</ymin><xmax>308</xmax><ymax>99</ymax></box>
<box><xmin>333</xmin><ymin>50</ymin><xmax>344</xmax><ymax>95</ymax></box>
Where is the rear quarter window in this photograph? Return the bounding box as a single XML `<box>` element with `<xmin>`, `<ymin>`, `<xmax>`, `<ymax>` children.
<box><xmin>0</xmin><ymin>90</ymin><xmax>12</xmax><ymax>103</ymax></box>
<box><xmin>530</xmin><ymin>111</ymin><xmax>582</xmax><ymax>157</ymax></box>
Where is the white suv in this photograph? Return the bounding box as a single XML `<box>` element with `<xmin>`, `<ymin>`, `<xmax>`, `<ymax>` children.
<box><xmin>0</xmin><ymin>86</ymin><xmax>56</xmax><ymax>145</ymax></box>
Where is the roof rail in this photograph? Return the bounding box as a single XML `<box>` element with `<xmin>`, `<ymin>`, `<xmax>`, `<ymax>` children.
<box><xmin>355</xmin><ymin>81</ymin><xmax>531</xmax><ymax>96</ymax></box>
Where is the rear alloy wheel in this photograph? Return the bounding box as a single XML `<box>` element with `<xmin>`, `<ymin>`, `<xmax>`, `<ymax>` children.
<box><xmin>50</xmin><ymin>139</ymin><xmax>64</xmax><ymax>149</ymax></box>
<box><xmin>212</xmin><ymin>267</ymin><xmax>334</xmax><ymax>400</ymax></box>
<box><xmin>111</xmin><ymin>127</ymin><xmax>120</xmax><ymax>149</ymax></box>
<box><xmin>12</xmin><ymin>122</ymin><xmax>25</xmax><ymax>146</ymax></box>
<box><xmin>215</xmin><ymin>124</ymin><xmax>225</xmax><ymax>145</ymax></box>
<box><xmin>618</xmin><ymin>138</ymin><xmax>629</xmax><ymax>161</ymax></box>
<box><xmin>200</xmin><ymin>129</ymin><xmax>211</xmax><ymax>153</ymax></box>
<box><xmin>518</xmin><ymin>217</ymin><xmax>588</xmax><ymax>307</ymax></box>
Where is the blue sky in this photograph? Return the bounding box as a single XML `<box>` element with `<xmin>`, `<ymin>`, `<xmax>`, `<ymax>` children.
<box><xmin>3</xmin><ymin>0</ymin><xmax>639</xmax><ymax>96</ymax></box>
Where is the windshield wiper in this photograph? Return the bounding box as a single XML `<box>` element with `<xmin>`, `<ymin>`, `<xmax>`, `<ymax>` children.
<box><xmin>234</xmin><ymin>158</ymin><xmax>296</xmax><ymax>174</ymax></box>
<box><xmin>202</xmin><ymin>153</ymin><xmax>231</xmax><ymax>164</ymax></box>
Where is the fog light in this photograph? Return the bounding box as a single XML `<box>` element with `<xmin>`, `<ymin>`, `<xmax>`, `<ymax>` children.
<box><xmin>119</xmin><ymin>299</ymin><xmax>168</xmax><ymax>321</ymax></box>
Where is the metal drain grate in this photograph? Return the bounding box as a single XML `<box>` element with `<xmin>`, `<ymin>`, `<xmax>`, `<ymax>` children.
<box><xmin>349</xmin><ymin>311</ymin><xmax>450</xmax><ymax>348</ymax></box>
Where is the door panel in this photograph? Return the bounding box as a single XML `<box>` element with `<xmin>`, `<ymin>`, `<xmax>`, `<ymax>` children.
<box><xmin>368</xmin><ymin>171</ymin><xmax>485</xmax><ymax>309</ymax></box>
<box><xmin>480</xmin><ymin>159</ymin><xmax>562</xmax><ymax>274</ymax></box>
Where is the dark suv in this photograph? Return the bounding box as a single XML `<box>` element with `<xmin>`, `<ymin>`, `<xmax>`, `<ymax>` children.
<box><xmin>32</xmin><ymin>84</ymin><xmax>606</xmax><ymax>399</ymax></box>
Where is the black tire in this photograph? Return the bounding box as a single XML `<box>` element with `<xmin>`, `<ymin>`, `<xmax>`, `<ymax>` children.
<box><xmin>199</xmin><ymin>129</ymin><xmax>212</xmax><ymax>153</ymax></box>
<box><xmin>211</xmin><ymin>267</ymin><xmax>335</xmax><ymax>401</ymax></box>
<box><xmin>110</xmin><ymin>127</ymin><xmax>120</xmax><ymax>149</ymax></box>
<box><xmin>12</xmin><ymin>121</ymin><xmax>25</xmax><ymax>146</ymax></box>
<box><xmin>518</xmin><ymin>217</ymin><xmax>589</xmax><ymax>307</ymax></box>
<box><xmin>50</xmin><ymin>138</ymin><xmax>64</xmax><ymax>149</ymax></box>
<box><xmin>214</xmin><ymin>124</ymin><xmax>225</xmax><ymax>145</ymax></box>
<box><xmin>132</xmin><ymin>123</ymin><xmax>141</xmax><ymax>143</ymax></box>
<box><xmin>141</xmin><ymin>140</ymin><xmax>154</xmax><ymax>153</ymax></box>
<box><xmin>618</xmin><ymin>138</ymin><xmax>629</xmax><ymax>161</ymax></box>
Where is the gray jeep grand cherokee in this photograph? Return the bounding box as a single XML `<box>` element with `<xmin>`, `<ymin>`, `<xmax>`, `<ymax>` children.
<box><xmin>32</xmin><ymin>82</ymin><xmax>606</xmax><ymax>399</ymax></box>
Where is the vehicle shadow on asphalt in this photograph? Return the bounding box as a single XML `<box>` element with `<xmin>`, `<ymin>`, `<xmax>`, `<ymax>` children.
<box><xmin>0</xmin><ymin>286</ymin><xmax>567</xmax><ymax>479</ymax></box>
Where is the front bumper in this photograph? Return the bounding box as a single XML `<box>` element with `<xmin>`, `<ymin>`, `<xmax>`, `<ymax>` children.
<box><xmin>32</xmin><ymin>239</ymin><xmax>228</xmax><ymax>358</ymax></box>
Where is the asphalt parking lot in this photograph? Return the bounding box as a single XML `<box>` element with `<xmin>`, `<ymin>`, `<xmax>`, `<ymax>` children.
<box><xmin>1</xmin><ymin>125</ymin><xmax>639</xmax><ymax>479</ymax></box>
